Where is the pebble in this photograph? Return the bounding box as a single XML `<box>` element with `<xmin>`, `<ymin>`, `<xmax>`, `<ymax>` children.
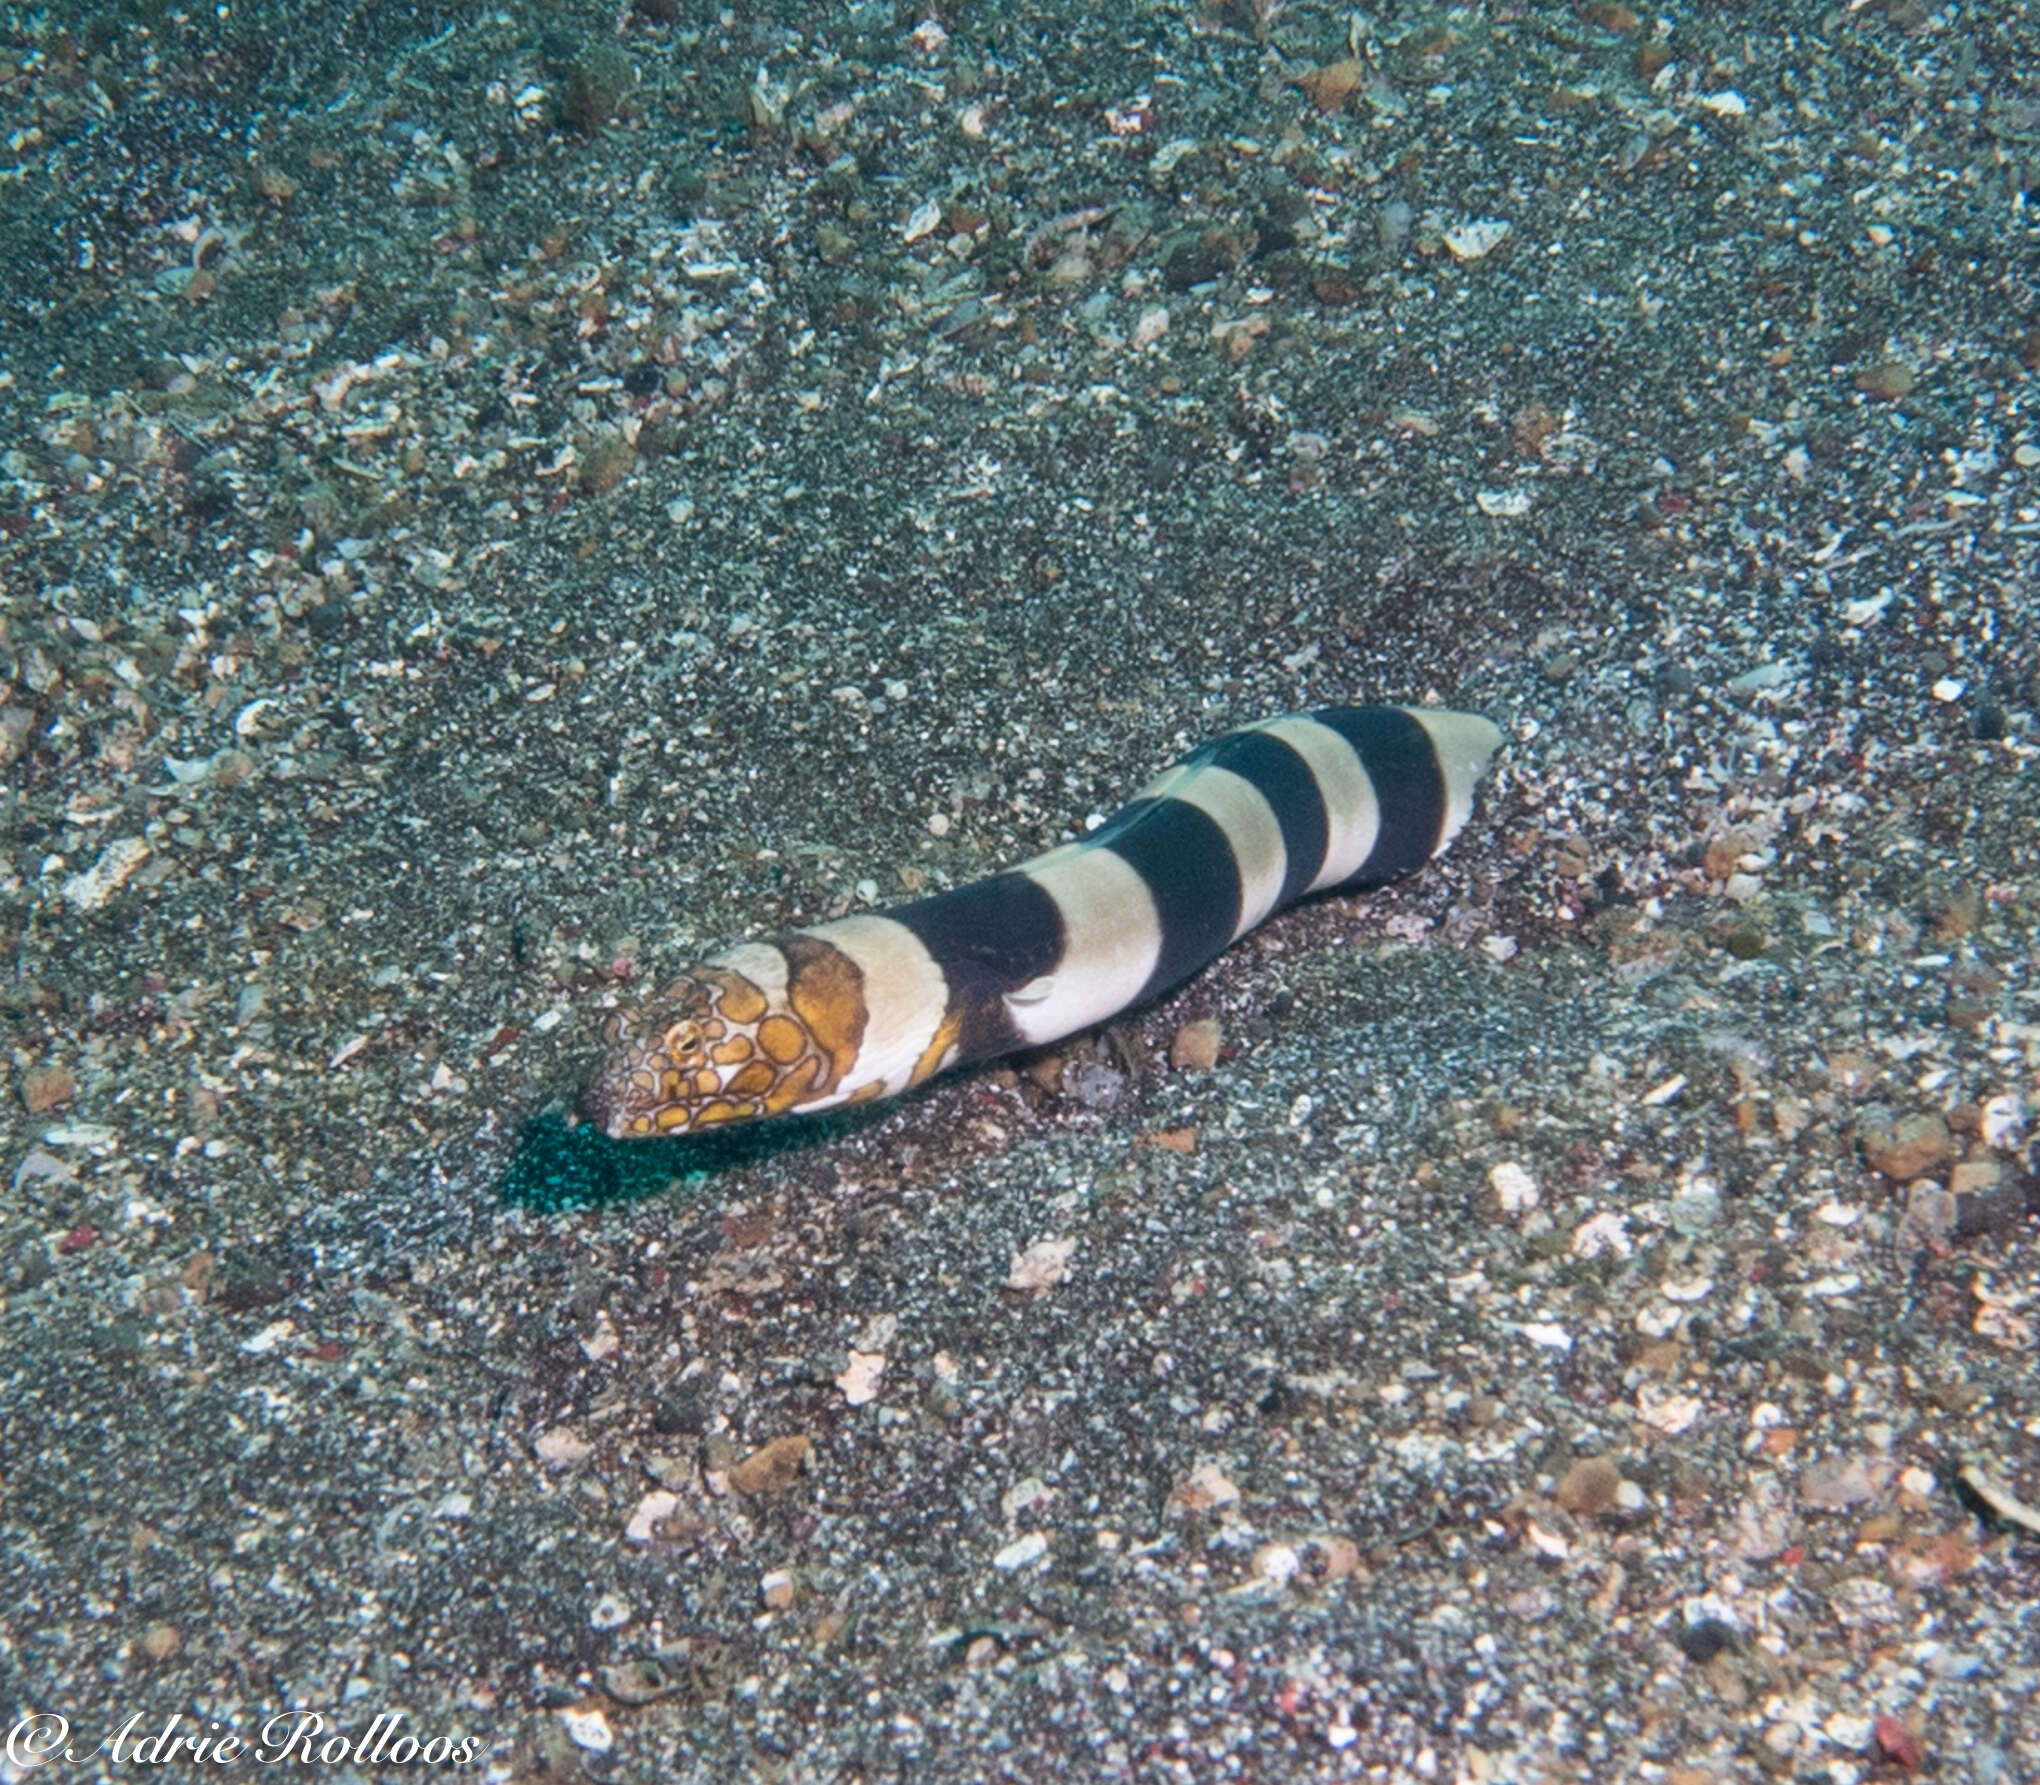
<box><xmin>835</xmin><ymin>1348</ymin><xmax>886</xmax><ymax>1405</ymax></box>
<box><xmin>1667</xmin><ymin>1179</ymin><xmax>1723</xmax><ymax>1234</ymax></box>
<box><xmin>1490</xmin><ymin>1161</ymin><xmax>1539</xmax><ymax>1214</ymax></box>
<box><xmin>535</xmin><ymin>1426</ymin><xmax>591</xmax><ymax>1467</ymax></box>
<box><xmin>1444</xmin><ymin>218</ymin><xmax>1512</xmax><ymax>260</ymax></box>
<box><xmin>60</xmin><ymin>837</ymin><xmax>151</xmax><ymax>911</ymax></box>
<box><xmin>993</xmin><ymin>1531</ymin><xmax>1048</xmax><ymax>1571</ymax></box>
<box><xmin>729</xmin><ymin>1434</ymin><xmax>811</xmax><ymax>1495</ymax></box>
<box><xmin>1856</xmin><ymin>361</ymin><xmax>1916</xmax><ymax>400</ymax></box>
<box><xmin>1554</xmin><ymin>1456</ymin><xmax>1622</xmax><ymax>1516</ymax></box>
<box><xmin>1062</xmin><ymin>1059</ymin><xmax>1126</xmax><ymax>1110</ymax></box>
<box><xmin>20</xmin><ymin>1064</ymin><xmax>76</xmax><ymax>1113</ymax></box>
<box><xmin>1248</xmin><ymin>1542</ymin><xmax>1299</xmax><ymax>1588</ymax></box>
<box><xmin>1168</xmin><ymin>1016</ymin><xmax>1221</xmax><ymax>1071</ymax></box>
<box><xmin>1168</xmin><ymin>1461</ymin><xmax>1241</xmax><ymax>1513</ymax></box>
<box><xmin>624</xmin><ymin>1490</ymin><xmax>680</xmax><ymax>1543</ymax></box>
<box><xmin>1007</xmin><ymin>1236</ymin><xmax>1075</xmax><ymax>1291</ymax></box>
<box><xmin>1856</xmin><ymin>1108</ymin><xmax>1953</xmax><ymax>1181</ymax></box>
<box><xmin>558</xmin><ymin>1707</ymin><xmax>613</xmax><ymax>1753</ymax></box>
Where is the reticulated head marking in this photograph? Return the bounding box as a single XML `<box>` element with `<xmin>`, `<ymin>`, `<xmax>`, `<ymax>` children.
<box><xmin>580</xmin><ymin>966</ymin><xmax>819</xmax><ymax>1139</ymax></box>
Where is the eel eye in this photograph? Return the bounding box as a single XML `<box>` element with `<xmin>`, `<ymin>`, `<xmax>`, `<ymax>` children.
<box><xmin>663</xmin><ymin>1020</ymin><xmax>704</xmax><ymax>1062</ymax></box>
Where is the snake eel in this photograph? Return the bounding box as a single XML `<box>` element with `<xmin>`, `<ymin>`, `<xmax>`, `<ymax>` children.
<box><xmin>582</xmin><ymin>705</ymin><xmax>1502</xmax><ymax>1140</ymax></box>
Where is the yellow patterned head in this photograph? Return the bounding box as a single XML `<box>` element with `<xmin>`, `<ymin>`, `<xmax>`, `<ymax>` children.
<box><xmin>580</xmin><ymin>965</ymin><xmax>825</xmax><ymax>1139</ymax></box>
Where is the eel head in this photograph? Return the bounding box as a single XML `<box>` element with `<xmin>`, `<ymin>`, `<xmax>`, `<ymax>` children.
<box><xmin>579</xmin><ymin>965</ymin><xmax>825</xmax><ymax>1139</ymax></box>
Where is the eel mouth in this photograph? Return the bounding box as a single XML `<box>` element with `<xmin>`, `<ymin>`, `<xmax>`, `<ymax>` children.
<box><xmin>576</xmin><ymin>1052</ymin><xmax>653</xmax><ymax>1140</ymax></box>
<box><xmin>574</xmin><ymin>1020</ymin><xmax>648</xmax><ymax>1140</ymax></box>
<box><xmin>564</xmin><ymin>991</ymin><xmax>664</xmax><ymax>1139</ymax></box>
<box><xmin>568</xmin><ymin>1077</ymin><xmax>619</xmax><ymax>1138</ymax></box>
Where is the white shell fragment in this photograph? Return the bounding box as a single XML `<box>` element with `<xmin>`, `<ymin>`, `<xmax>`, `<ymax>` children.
<box><xmin>624</xmin><ymin>1490</ymin><xmax>680</xmax><ymax>1544</ymax></box>
<box><xmin>60</xmin><ymin>836</ymin><xmax>151</xmax><ymax>911</ymax></box>
<box><xmin>558</xmin><ymin>1707</ymin><xmax>613</xmax><ymax>1753</ymax></box>
<box><xmin>1008</xmin><ymin>1236</ymin><xmax>1075</xmax><ymax>1290</ymax></box>
<box><xmin>1444</xmin><ymin>218</ymin><xmax>1513</xmax><ymax>260</ymax></box>
<box><xmin>1491</xmin><ymin>1161</ymin><xmax>1540</xmax><ymax>1213</ymax></box>
<box><xmin>836</xmin><ymin>1349</ymin><xmax>887</xmax><ymax>1406</ymax></box>
<box><xmin>1571</xmin><ymin>1211</ymin><xmax>1633</xmax><ymax>1260</ymax></box>
<box><xmin>993</xmin><ymin>1531</ymin><xmax>1049</xmax><ymax>1571</ymax></box>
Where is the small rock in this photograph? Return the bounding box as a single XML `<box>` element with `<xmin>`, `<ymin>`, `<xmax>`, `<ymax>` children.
<box><xmin>644</xmin><ymin>1452</ymin><xmax>692</xmax><ymax>1491</ymax></box>
<box><xmin>652</xmin><ymin>1386</ymin><xmax>711</xmax><ymax>1436</ymax></box>
<box><xmin>1007</xmin><ymin>1236</ymin><xmax>1075</xmax><ymax>1292</ymax></box>
<box><xmin>836</xmin><ymin>1349</ymin><xmax>886</xmax><ymax>1406</ymax></box>
<box><xmin>1895</xmin><ymin>1183</ymin><xmax>1959</xmax><ymax>1263</ymax></box>
<box><xmin>1873</xmin><ymin>1712</ymin><xmax>1925</xmax><ymax>1769</ymax></box>
<box><xmin>1491</xmin><ymin>1160</ymin><xmax>1539</xmax><ymax>1214</ymax></box>
<box><xmin>21</xmin><ymin>1064</ymin><xmax>76</xmax><ymax>1113</ymax></box>
<box><xmin>1249</xmin><ymin>1542</ymin><xmax>1300</xmax><ymax>1588</ymax></box>
<box><xmin>1001</xmin><ymin>1476</ymin><xmax>1054</xmax><ymax>1520</ymax></box>
<box><xmin>1168</xmin><ymin>1460</ymin><xmax>1242</xmax><ymax>1514</ymax></box>
<box><xmin>1857</xmin><ymin>1109</ymin><xmax>1953</xmax><ymax>1181</ymax></box>
<box><xmin>1444</xmin><ymin>218</ymin><xmax>1513</xmax><ymax>261</ymax></box>
<box><xmin>558</xmin><ymin>1705</ymin><xmax>613</xmax><ymax>1753</ymax></box>
<box><xmin>1732</xmin><ymin>1476</ymin><xmax>1794</xmax><ymax>1560</ymax></box>
<box><xmin>535</xmin><ymin>1425</ymin><xmax>592</xmax><ymax>1468</ymax></box>
<box><xmin>1305</xmin><ymin>1534</ymin><xmax>1363</xmax><ymax>1580</ymax></box>
<box><xmin>560</xmin><ymin>42</ymin><xmax>634</xmax><ymax>133</ymax></box>
<box><xmin>1676</xmin><ymin>1617</ymin><xmax>1738</xmax><ymax>1663</ymax></box>
<box><xmin>1297</xmin><ymin>58</ymin><xmax>1363</xmax><ymax>113</ymax></box>
<box><xmin>993</xmin><ymin>1531</ymin><xmax>1048</xmax><ymax>1570</ymax></box>
<box><xmin>1926</xmin><ymin>886</ymin><xmax>1980</xmax><ymax>943</ymax></box>
<box><xmin>1703</xmin><ymin>831</ymin><xmax>1753</xmax><ymax>880</ymax></box>
<box><xmin>1169</xmin><ymin>1016</ymin><xmax>1222</xmax><ymax>1071</ymax></box>
<box><xmin>1063</xmin><ymin>1058</ymin><xmax>1126</xmax><ymax>1109</ymax></box>
<box><xmin>1801</xmin><ymin>1454</ymin><xmax>1893</xmax><ymax>1509</ymax></box>
<box><xmin>61</xmin><ymin>836</ymin><xmax>151</xmax><ymax>911</ymax></box>
<box><xmin>1667</xmin><ymin>1178</ymin><xmax>1723</xmax><ymax>1234</ymax></box>
<box><xmin>729</xmin><ymin>1433</ymin><xmax>811</xmax><ymax>1495</ymax></box>
<box><xmin>1553</xmin><ymin>1455</ymin><xmax>1623</xmax><ymax>1517</ymax></box>
<box><xmin>1856</xmin><ymin>361</ymin><xmax>1916</xmax><ymax>401</ymax></box>
<box><xmin>623</xmin><ymin>1490</ymin><xmax>680</xmax><ymax>1543</ymax></box>
<box><xmin>1948</xmin><ymin>1159</ymin><xmax>2000</xmax><ymax>1196</ymax></box>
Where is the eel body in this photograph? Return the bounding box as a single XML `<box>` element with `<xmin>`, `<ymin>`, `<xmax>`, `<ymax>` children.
<box><xmin>582</xmin><ymin>705</ymin><xmax>1502</xmax><ymax>1140</ymax></box>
